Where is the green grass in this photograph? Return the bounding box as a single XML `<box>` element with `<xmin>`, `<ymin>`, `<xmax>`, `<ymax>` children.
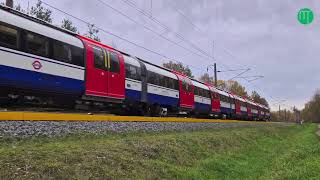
<box><xmin>0</xmin><ymin>124</ymin><xmax>319</xmax><ymax>179</ymax></box>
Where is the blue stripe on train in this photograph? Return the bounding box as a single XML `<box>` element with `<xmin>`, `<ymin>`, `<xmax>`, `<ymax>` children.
<box><xmin>0</xmin><ymin>65</ymin><xmax>84</xmax><ymax>96</ymax></box>
<box><xmin>195</xmin><ymin>102</ymin><xmax>210</xmax><ymax>112</ymax></box>
<box><xmin>221</xmin><ymin>107</ymin><xmax>233</xmax><ymax>113</ymax></box>
<box><xmin>148</xmin><ymin>93</ymin><xmax>179</xmax><ymax>107</ymax></box>
<box><xmin>125</xmin><ymin>89</ymin><xmax>141</xmax><ymax>102</ymax></box>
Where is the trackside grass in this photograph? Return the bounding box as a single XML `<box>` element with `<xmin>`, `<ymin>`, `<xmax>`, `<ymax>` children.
<box><xmin>0</xmin><ymin>124</ymin><xmax>319</xmax><ymax>179</ymax></box>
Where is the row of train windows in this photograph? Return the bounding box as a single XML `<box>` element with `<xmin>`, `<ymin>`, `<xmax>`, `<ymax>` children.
<box><xmin>194</xmin><ymin>86</ymin><xmax>211</xmax><ymax>98</ymax></box>
<box><xmin>93</xmin><ymin>46</ymin><xmax>120</xmax><ymax>73</ymax></box>
<box><xmin>147</xmin><ymin>71</ymin><xmax>179</xmax><ymax>90</ymax></box>
<box><xmin>0</xmin><ymin>23</ymin><xmax>84</xmax><ymax>67</ymax></box>
<box><xmin>125</xmin><ymin>63</ymin><xmax>141</xmax><ymax>81</ymax></box>
<box><xmin>220</xmin><ymin>95</ymin><xmax>231</xmax><ymax>103</ymax></box>
<box><xmin>240</xmin><ymin>101</ymin><xmax>247</xmax><ymax>107</ymax></box>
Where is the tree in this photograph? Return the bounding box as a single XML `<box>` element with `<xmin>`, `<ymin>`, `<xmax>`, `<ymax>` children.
<box><xmin>84</xmin><ymin>24</ymin><xmax>101</xmax><ymax>42</ymax></box>
<box><xmin>14</xmin><ymin>3</ymin><xmax>25</xmax><ymax>13</ymax></box>
<box><xmin>30</xmin><ymin>0</ymin><xmax>52</xmax><ymax>23</ymax></box>
<box><xmin>163</xmin><ymin>61</ymin><xmax>193</xmax><ymax>78</ymax></box>
<box><xmin>227</xmin><ymin>80</ymin><xmax>248</xmax><ymax>97</ymax></box>
<box><xmin>301</xmin><ymin>90</ymin><xmax>320</xmax><ymax>122</ymax></box>
<box><xmin>61</xmin><ymin>19</ymin><xmax>77</xmax><ymax>33</ymax></box>
<box><xmin>199</xmin><ymin>73</ymin><xmax>214</xmax><ymax>84</ymax></box>
<box><xmin>250</xmin><ymin>91</ymin><xmax>269</xmax><ymax>107</ymax></box>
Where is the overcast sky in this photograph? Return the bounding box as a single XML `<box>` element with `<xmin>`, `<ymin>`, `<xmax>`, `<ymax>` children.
<box><xmin>11</xmin><ymin>0</ymin><xmax>320</xmax><ymax>111</ymax></box>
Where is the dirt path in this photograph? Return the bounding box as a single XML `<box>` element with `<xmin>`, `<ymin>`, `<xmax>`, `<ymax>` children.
<box><xmin>317</xmin><ymin>124</ymin><xmax>320</xmax><ymax>137</ymax></box>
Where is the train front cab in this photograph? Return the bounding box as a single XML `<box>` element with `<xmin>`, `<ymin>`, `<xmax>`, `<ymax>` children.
<box><xmin>78</xmin><ymin>36</ymin><xmax>125</xmax><ymax>103</ymax></box>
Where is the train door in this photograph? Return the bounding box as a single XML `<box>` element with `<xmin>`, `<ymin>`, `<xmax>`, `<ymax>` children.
<box><xmin>85</xmin><ymin>45</ymin><xmax>109</xmax><ymax>97</ymax></box>
<box><xmin>235</xmin><ymin>99</ymin><xmax>241</xmax><ymax>116</ymax></box>
<box><xmin>106</xmin><ymin>50</ymin><xmax>125</xmax><ymax>99</ymax></box>
<box><xmin>207</xmin><ymin>85</ymin><xmax>220</xmax><ymax>113</ymax></box>
<box><xmin>180</xmin><ymin>78</ymin><xmax>194</xmax><ymax>109</ymax></box>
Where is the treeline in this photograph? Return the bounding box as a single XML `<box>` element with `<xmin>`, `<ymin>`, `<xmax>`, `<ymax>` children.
<box><xmin>163</xmin><ymin>61</ymin><xmax>269</xmax><ymax>107</ymax></box>
<box><xmin>270</xmin><ymin>110</ymin><xmax>296</xmax><ymax>122</ymax></box>
<box><xmin>301</xmin><ymin>90</ymin><xmax>320</xmax><ymax>123</ymax></box>
<box><xmin>5</xmin><ymin>0</ymin><xmax>269</xmax><ymax>107</ymax></box>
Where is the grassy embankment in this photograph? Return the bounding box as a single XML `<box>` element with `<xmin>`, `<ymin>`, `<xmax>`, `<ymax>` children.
<box><xmin>0</xmin><ymin>123</ymin><xmax>319</xmax><ymax>179</ymax></box>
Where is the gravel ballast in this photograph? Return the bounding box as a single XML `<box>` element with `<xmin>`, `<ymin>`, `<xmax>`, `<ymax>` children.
<box><xmin>0</xmin><ymin>121</ymin><xmax>289</xmax><ymax>138</ymax></box>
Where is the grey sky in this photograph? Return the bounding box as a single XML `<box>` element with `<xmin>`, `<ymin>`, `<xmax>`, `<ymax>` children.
<box><xmin>12</xmin><ymin>0</ymin><xmax>320</xmax><ymax>110</ymax></box>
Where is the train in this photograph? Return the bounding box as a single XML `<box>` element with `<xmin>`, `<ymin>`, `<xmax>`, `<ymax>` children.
<box><xmin>0</xmin><ymin>6</ymin><xmax>270</xmax><ymax>120</ymax></box>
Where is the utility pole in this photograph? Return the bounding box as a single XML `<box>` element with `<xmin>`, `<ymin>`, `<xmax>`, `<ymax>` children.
<box><xmin>212</xmin><ymin>41</ymin><xmax>218</xmax><ymax>87</ymax></box>
<box><xmin>214</xmin><ymin>63</ymin><xmax>218</xmax><ymax>87</ymax></box>
<box><xmin>284</xmin><ymin>109</ymin><xmax>287</xmax><ymax>122</ymax></box>
<box><xmin>6</xmin><ymin>0</ymin><xmax>13</xmax><ymax>8</ymax></box>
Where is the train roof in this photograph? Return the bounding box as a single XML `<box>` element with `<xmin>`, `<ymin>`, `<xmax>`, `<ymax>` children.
<box><xmin>123</xmin><ymin>54</ymin><xmax>141</xmax><ymax>67</ymax></box>
<box><xmin>0</xmin><ymin>6</ymin><xmax>83</xmax><ymax>48</ymax></box>
<box><xmin>145</xmin><ymin>62</ymin><xmax>178</xmax><ymax>80</ymax></box>
<box><xmin>191</xmin><ymin>80</ymin><xmax>209</xmax><ymax>90</ymax></box>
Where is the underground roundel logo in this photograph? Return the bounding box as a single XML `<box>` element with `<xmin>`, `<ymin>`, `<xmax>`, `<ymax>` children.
<box><xmin>32</xmin><ymin>60</ymin><xmax>42</xmax><ymax>70</ymax></box>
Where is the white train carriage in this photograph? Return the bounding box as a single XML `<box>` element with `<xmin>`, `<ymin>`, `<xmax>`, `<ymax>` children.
<box><xmin>0</xmin><ymin>8</ymin><xmax>85</xmax><ymax>97</ymax></box>
<box><xmin>145</xmin><ymin>63</ymin><xmax>180</xmax><ymax>108</ymax></box>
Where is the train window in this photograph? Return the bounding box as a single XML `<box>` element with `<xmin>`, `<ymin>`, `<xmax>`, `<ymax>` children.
<box><xmin>168</xmin><ymin>78</ymin><xmax>179</xmax><ymax>90</ymax></box>
<box><xmin>125</xmin><ymin>64</ymin><xmax>141</xmax><ymax>81</ymax></box>
<box><xmin>154</xmin><ymin>73</ymin><xmax>160</xmax><ymax>86</ymax></box>
<box><xmin>182</xmin><ymin>81</ymin><xmax>192</xmax><ymax>92</ymax></box>
<box><xmin>93</xmin><ymin>46</ymin><xmax>106</xmax><ymax>70</ymax></box>
<box><xmin>174</xmin><ymin>80</ymin><xmax>179</xmax><ymax>90</ymax></box>
<box><xmin>168</xmin><ymin>78</ymin><xmax>174</xmax><ymax>89</ymax></box>
<box><xmin>25</xmin><ymin>32</ymin><xmax>49</xmax><ymax>57</ymax></box>
<box><xmin>71</xmin><ymin>46</ymin><xmax>84</xmax><ymax>67</ymax></box>
<box><xmin>0</xmin><ymin>24</ymin><xmax>18</xmax><ymax>49</ymax></box>
<box><xmin>161</xmin><ymin>76</ymin><xmax>169</xmax><ymax>88</ymax></box>
<box><xmin>53</xmin><ymin>41</ymin><xmax>72</xmax><ymax>63</ymax></box>
<box><xmin>194</xmin><ymin>86</ymin><xmax>199</xmax><ymax>96</ymax></box>
<box><xmin>109</xmin><ymin>51</ymin><xmax>120</xmax><ymax>73</ymax></box>
<box><xmin>204</xmin><ymin>90</ymin><xmax>210</xmax><ymax>98</ymax></box>
<box><xmin>147</xmin><ymin>71</ymin><xmax>155</xmax><ymax>84</ymax></box>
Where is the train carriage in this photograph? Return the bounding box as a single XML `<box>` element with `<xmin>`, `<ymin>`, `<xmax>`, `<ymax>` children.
<box><xmin>0</xmin><ymin>8</ymin><xmax>86</xmax><ymax>100</ymax></box>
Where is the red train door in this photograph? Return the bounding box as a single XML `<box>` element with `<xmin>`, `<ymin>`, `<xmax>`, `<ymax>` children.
<box><xmin>174</xmin><ymin>73</ymin><xmax>194</xmax><ymax>109</ymax></box>
<box><xmin>207</xmin><ymin>84</ymin><xmax>220</xmax><ymax>113</ymax></box>
<box><xmin>85</xmin><ymin>44</ymin><xmax>109</xmax><ymax>97</ymax></box>
<box><xmin>180</xmin><ymin>78</ymin><xmax>194</xmax><ymax>109</ymax></box>
<box><xmin>80</xmin><ymin>35</ymin><xmax>125</xmax><ymax>101</ymax></box>
<box><xmin>106</xmin><ymin>50</ymin><xmax>125</xmax><ymax>99</ymax></box>
<box><xmin>235</xmin><ymin>99</ymin><xmax>241</xmax><ymax>116</ymax></box>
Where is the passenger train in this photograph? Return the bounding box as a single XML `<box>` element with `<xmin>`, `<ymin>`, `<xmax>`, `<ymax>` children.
<box><xmin>0</xmin><ymin>6</ymin><xmax>270</xmax><ymax>120</ymax></box>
